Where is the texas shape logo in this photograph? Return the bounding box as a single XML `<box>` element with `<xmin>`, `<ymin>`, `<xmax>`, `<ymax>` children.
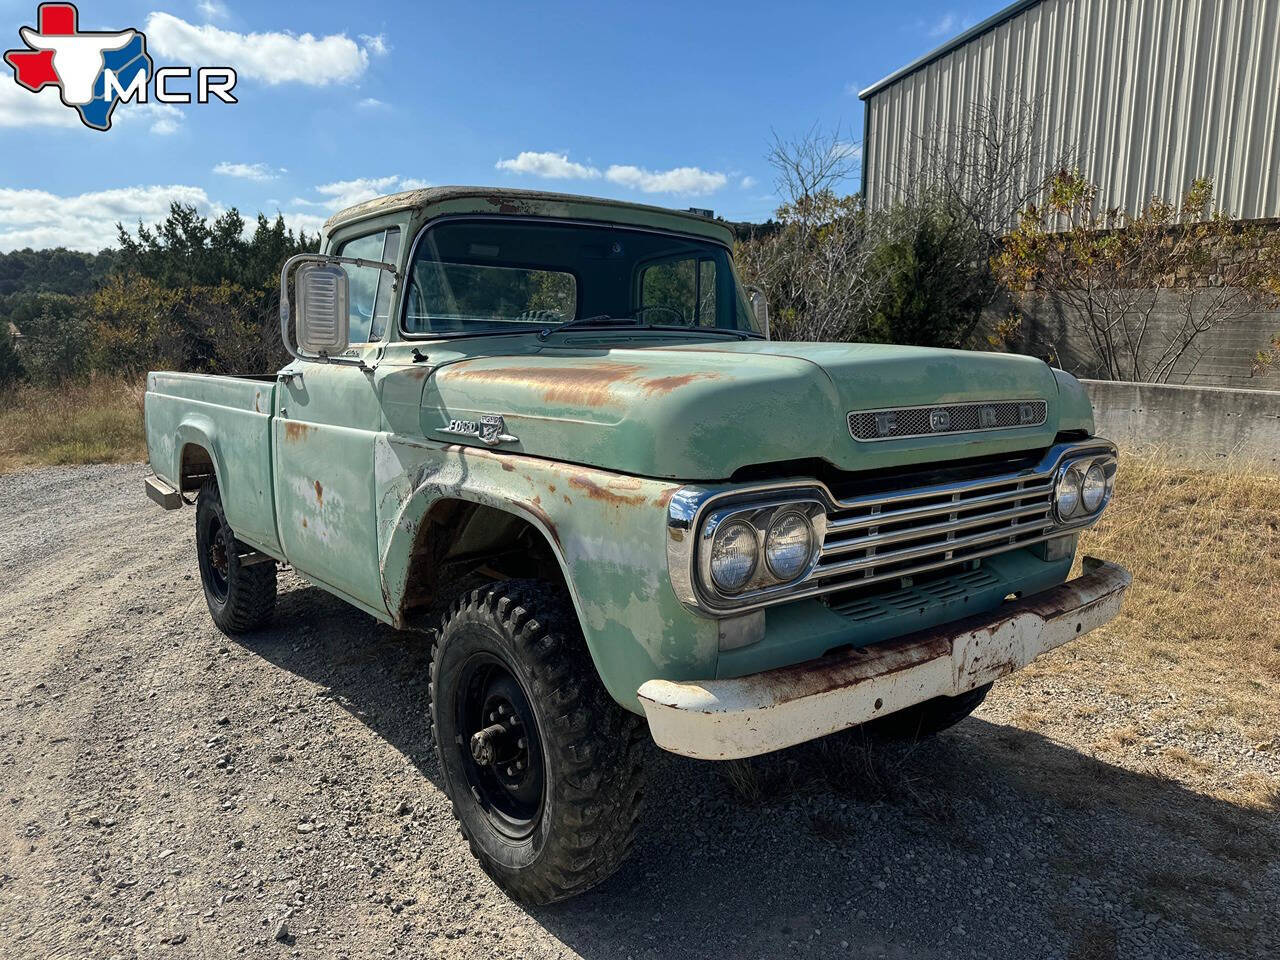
<box><xmin>4</xmin><ymin>3</ymin><xmax>151</xmax><ymax>130</ymax></box>
<box><xmin>5</xmin><ymin>3</ymin><xmax>236</xmax><ymax>132</ymax></box>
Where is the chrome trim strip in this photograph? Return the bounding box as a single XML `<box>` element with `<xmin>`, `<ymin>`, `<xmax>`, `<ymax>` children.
<box><xmin>824</xmin><ymin>478</ymin><xmax>1055</xmax><ymax>532</ymax></box>
<box><xmin>665</xmin><ymin>439</ymin><xmax>1117</xmax><ymax>617</ymax></box>
<box><xmin>821</xmin><ymin>501</ymin><xmax>1052</xmax><ymax>558</ymax></box>
<box><xmin>813</xmin><ymin>514</ymin><xmax>1055</xmax><ymax>579</ymax></box>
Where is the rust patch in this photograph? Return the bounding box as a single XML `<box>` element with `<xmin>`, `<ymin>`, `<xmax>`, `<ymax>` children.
<box><xmin>485</xmin><ymin>194</ymin><xmax>535</xmax><ymax>215</ymax></box>
<box><xmin>652</xmin><ymin>487</ymin><xmax>676</xmax><ymax>509</ymax></box>
<box><xmin>568</xmin><ymin>475</ymin><xmax>647</xmax><ymax>507</ymax></box>
<box><xmin>283</xmin><ymin>421</ymin><xmax>313</xmax><ymax>442</ymax></box>
<box><xmin>301</xmin><ymin>517</ymin><xmax>308</xmax><ymax>528</ymax></box>
<box><xmin>448</xmin><ymin>363</ymin><xmax>646</xmax><ymax>408</ymax></box>
<box><xmin>524</xmin><ymin>502</ymin><xmax>562</xmax><ymax>548</ymax></box>
<box><xmin>313</xmin><ymin>480</ymin><xmax>323</xmax><ymax>504</ymax></box>
<box><xmin>500</xmin><ymin>459</ymin><xmax>517</xmax><ymax>472</ymax></box>
<box><xmin>639</xmin><ymin>372</ymin><xmax>721</xmax><ymax>395</ymax></box>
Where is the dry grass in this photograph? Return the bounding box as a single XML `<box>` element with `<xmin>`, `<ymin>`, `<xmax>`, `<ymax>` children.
<box><xmin>0</xmin><ymin>376</ymin><xmax>145</xmax><ymax>473</ymax></box>
<box><xmin>1023</xmin><ymin>449</ymin><xmax>1280</xmax><ymax>749</ymax></box>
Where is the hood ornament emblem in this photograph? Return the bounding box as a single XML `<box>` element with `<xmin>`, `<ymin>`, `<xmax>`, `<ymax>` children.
<box><xmin>440</xmin><ymin>414</ymin><xmax>519</xmax><ymax>447</ymax></box>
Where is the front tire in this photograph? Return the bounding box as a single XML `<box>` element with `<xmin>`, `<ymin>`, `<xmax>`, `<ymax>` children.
<box><xmin>430</xmin><ymin>580</ymin><xmax>649</xmax><ymax>904</ymax></box>
<box><xmin>194</xmin><ymin>479</ymin><xmax>276</xmax><ymax>634</ymax></box>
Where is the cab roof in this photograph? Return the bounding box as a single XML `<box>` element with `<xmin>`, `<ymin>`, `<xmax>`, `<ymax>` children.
<box><xmin>323</xmin><ymin>185</ymin><xmax>736</xmax><ymax>246</ymax></box>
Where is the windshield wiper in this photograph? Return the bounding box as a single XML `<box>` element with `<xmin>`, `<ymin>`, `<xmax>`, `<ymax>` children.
<box><xmin>536</xmin><ymin>313</ymin><xmax>644</xmax><ymax>341</ymax></box>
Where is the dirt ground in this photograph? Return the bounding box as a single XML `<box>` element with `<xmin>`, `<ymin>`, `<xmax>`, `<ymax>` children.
<box><xmin>1</xmin><ymin>464</ymin><xmax>1276</xmax><ymax>960</ymax></box>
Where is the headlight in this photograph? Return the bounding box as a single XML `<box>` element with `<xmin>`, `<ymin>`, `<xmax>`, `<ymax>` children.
<box><xmin>765</xmin><ymin>511</ymin><xmax>813</xmax><ymax>581</ymax></box>
<box><xmin>1055</xmin><ymin>465</ymin><xmax>1083</xmax><ymax>520</ymax></box>
<box><xmin>1081</xmin><ymin>463</ymin><xmax>1107</xmax><ymax>512</ymax></box>
<box><xmin>708</xmin><ymin>519</ymin><xmax>758</xmax><ymax>592</ymax></box>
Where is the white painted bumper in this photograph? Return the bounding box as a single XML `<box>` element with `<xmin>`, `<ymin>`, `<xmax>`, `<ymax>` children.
<box><xmin>638</xmin><ymin>558</ymin><xmax>1132</xmax><ymax>760</ymax></box>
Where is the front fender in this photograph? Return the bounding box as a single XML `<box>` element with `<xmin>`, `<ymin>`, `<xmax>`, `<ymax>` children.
<box><xmin>374</xmin><ymin>436</ymin><xmax>719</xmax><ymax>711</ymax></box>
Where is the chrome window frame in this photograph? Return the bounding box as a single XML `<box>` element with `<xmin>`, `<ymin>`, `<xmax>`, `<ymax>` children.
<box><xmin>667</xmin><ymin>439</ymin><xmax>1118</xmax><ymax>617</ymax></box>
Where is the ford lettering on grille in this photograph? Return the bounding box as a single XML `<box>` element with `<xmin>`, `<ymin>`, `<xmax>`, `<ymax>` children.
<box><xmin>849</xmin><ymin>399</ymin><xmax>1048</xmax><ymax>442</ymax></box>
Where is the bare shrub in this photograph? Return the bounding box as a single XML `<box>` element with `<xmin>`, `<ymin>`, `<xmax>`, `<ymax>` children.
<box><xmin>993</xmin><ymin>172</ymin><xmax>1280</xmax><ymax>382</ymax></box>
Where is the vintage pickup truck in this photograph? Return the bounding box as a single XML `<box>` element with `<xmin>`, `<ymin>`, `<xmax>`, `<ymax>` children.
<box><xmin>143</xmin><ymin>186</ymin><xmax>1130</xmax><ymax>903</ymax></box>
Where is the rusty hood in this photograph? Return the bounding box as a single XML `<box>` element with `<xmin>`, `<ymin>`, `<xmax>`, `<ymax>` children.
<box><xmin>422</xmin><ymin>339</ymin><xmax>1066</xmax><ymax>480</ymax></box>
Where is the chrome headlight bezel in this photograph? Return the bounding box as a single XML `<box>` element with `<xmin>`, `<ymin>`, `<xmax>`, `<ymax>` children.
<box><xmin>696</xmin><ymin>498</ymin><xmax>826</xmax><ymax>602</ymax></box>
<box><xmin>1054</xmin><ymin>453</ymin><xmax>1117</xmax><ymax>523</ymax></box>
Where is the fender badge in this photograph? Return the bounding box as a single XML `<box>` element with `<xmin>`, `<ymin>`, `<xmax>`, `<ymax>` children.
<box><xmin>440</xmin><ymin>414</ymin><xmax>519</xmax><ymax>447</ymax></box>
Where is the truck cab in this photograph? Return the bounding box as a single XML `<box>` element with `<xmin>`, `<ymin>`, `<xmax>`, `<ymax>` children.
<box><xmin>143</xmin><ymin>186</ymin><xmax>1129</xmax><ymax>904</ymax></box>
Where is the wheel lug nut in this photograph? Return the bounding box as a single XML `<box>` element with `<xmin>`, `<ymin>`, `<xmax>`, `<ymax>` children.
<box><xmin>517</xmin><ymin>738</ymin><xmax>526</xmax><ymax>749</ymax></box>
<box><xmin>505</xmin><ymin>765</ymin><xmax>515</xmax><ymax>776</ymax></box>
<box><xmin>516</xmin><ymin>760</ymin><xmax>524</xmax><ymax>771</ymax></box>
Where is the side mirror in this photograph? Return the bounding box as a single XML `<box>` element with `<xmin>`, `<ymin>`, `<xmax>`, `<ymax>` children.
<box><xmin>294</xmin><ymin>262</ymin><xmax>350</xmax><ymax>355</ymax></box>
<box><xmin>747</xmin><ymin>286</ymin><xmax>770</xmax><ymax>340</ymax></box>
<box><xmin>280</xmin><ymin>252</ymin><xmax>398</xmax><ymax>367</ymax></box>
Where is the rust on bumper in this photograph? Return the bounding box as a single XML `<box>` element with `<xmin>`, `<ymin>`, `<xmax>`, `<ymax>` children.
<box><xmin>637</xmin><ymin>557</ymin><xmax>1132</xmax><ymax>760</ymax></box>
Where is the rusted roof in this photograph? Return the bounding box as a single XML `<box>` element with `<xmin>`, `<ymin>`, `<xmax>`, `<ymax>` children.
<box><xmin>323</xmin><ymin>185</ymin><xmax>734</xmax><ymax>242</ymax></box>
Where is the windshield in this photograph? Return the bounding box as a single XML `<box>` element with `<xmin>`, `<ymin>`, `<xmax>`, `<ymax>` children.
<box><xmin>402</xmin><ymin>219</ymin><xmax>761</xmax><ymax>337</ymax></box>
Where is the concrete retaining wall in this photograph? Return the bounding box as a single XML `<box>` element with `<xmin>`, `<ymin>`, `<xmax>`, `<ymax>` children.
<box><xmin>1083</xmin><ymin>380</ymin><xmax>1280</xmax><ymax>471</ymax></box>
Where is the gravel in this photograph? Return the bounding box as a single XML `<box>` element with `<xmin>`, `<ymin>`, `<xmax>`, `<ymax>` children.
<box><xmin>0</xmin><ymin>463</ymin><xmax>1275</xmax><ymax>959</ymax></box>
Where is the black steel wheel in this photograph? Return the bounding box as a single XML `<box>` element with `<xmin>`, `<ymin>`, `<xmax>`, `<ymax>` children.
<box><xmin>430</xmin><ymin>580</ymin><xmax>650</xmax><ymax>904</ymax></box>
<box><xmin>194</xmin><ymin>479</ymin><xmax>276</xmax><ymax>634</ymax></box>
<box><xmin>455</xmin><ymin>652</ymin><xmax>546</xmax><ymax>839</ymax></box>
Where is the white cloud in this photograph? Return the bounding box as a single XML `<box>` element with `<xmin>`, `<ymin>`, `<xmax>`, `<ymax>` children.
<box><xmin>196</xmin><ymin>0</ymin><xmax>230</xmax><ymax>20</ymax></box>
<box><xmin>604</xmin><ymin>165</ymin><xmax>727</xmax><ymax>195</ymax></box>
<box><xmin>831</xmin><ymin>141</ymin><xmax>861</xmax><ymax>161</ymax></box>
<box><xmin>143</xmin><ymin>13</ymin><xmax>371</xmax><ymax>85</ymax></box>
<box><xmin>926</xmin><ymin>13</ymin><xmax>973</xmax><ymax>39</ymax></box>
<box><xmin>496</xmin><ymin>151</ymin><xmax>600</xmax><ymax>180</ymax></box>
<box><xmin>0</xmin><ymin>185</ymin><xmax>217</xmax><ymax>252</ymax></box>
<box><xmin>740</xmin><ymin>175</ymin><xmax>757</xmax><ymax>189</ymax></box>
<box><xmin>294</xmin><ymin>176</ymin><xmax>425</xmax><ymax>212</ymax></box>
<box><xmin>357</xmin><ymin>97</ymin><xmax>387</xmax><ymax>109</ymax></box>
<box><xmin>359</xmin><ymin>33</ymin><xmax>389</xmax><ymax>56</ymax></box>
<box><xmin>0</xmin><ymin>83</ymin><xmax>82</xmax><ymax>128</ymax></box>
<box><xmin>276</xmin><ymin>211</ymin><xmax>328</xmax><ymax>236</ymax></box>
<box><xmin>0</xmin><ymin>82</ymin><xmax>181</xmax><ymax>133</ymax></box>
<box><xmin>213</xmin><ymin>161</ymin><xmax>280</xmax><ymax>181</ymax></box>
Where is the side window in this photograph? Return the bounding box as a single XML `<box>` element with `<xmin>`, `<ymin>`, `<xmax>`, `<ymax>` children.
<box><xmin>336</xmin><ymin>227</ymin><xmax>401</xmax><ymax>344</ymax></box>
<box><xmin>640</xmin><ymin>256</ymin><xmax>718</xmax><ymax>326</ymax></box>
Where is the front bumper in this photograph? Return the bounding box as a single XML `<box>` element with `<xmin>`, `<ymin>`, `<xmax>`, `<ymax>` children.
<box><xmin>637</xmin><ymin>557</ymin><xmax>1131</xmax><ymax>760</ymax></box>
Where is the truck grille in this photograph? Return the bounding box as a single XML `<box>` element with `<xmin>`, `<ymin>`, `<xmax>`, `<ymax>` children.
<box><xmin>849</xmin><ymin>399</ymin><xmax>1047</xmax><ymax>441</ymax></box>
<box><xmin>811</xmin><ymin>465</ymin><xmax>1058</xmax><ymax>593</ymax></box>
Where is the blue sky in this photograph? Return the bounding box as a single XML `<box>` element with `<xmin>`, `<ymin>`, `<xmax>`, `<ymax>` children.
<box><xmin>0</xmin><ymin>0</ymin><xmax>994</xmax><ymax>251</ymax></box>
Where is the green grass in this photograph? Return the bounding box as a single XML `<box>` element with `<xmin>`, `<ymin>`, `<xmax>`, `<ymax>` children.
<box><xmin>0</xmin><ymin>376</ymin><xmax>146</xmax><ymax>473</ymax></box>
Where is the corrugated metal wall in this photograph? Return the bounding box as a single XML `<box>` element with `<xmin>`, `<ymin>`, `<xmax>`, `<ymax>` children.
<box><xmin>862</xmin><ymin>0</ymin><xmax>1280</xmax><ymax>220</ymax></box>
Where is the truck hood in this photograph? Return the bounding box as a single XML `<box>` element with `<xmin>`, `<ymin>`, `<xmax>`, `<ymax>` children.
<box><xmin>423</xmin><ymin>340</ymin><xmax>1065</xmax><ymax>480</ymax></box>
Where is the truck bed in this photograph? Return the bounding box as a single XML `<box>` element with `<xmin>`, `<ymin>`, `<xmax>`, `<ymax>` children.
<box><xmin>144</xmin><ymin>371</ymin><xmax>281</xmax><ymax>554</ymax></box>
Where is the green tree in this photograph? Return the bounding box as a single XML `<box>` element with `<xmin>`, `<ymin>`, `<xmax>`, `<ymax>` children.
<box><xmin>0</xmin><ymin>325</ymin><xmax>23</xmax><ymax>386</ymax></box>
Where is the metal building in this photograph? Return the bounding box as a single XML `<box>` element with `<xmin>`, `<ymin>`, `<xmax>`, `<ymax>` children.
<box><xmin>859</xmin><ymin>0</ymin><xmax>1280</xmax><ymax>220</ymax></box>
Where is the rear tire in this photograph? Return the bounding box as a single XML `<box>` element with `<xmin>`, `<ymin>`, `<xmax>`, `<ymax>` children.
<box><xmin>868</xmin><ymin>683</ymin><xmax>993</xmax><ymax>741</ymax></box>
<box><xmin>195</xmin><ymin>479</ymin><xmax>276</xmax><ymax>634</ymax></box>
<box><xmin>430</xmin><ymin>580</ymin><xmax>649</xmax><ymax>904</ymax></box>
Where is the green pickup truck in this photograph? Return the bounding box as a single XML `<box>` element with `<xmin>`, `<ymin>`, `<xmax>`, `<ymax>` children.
<box><xmin>144</xmin><ymin>186</ymin><xmax>1130</xmax><ymax>903</ymax></box>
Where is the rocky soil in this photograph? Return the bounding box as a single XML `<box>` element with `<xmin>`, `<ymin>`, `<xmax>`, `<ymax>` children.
<box><xmin>1</xmin><ymin>464</ymin><xmax>1276</xmax><ymax>959</ymax></box>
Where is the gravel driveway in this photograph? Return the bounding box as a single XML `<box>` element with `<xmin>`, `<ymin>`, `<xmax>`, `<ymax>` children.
<box><xmin>1</xmin><ymin>464</ymin><xmax>1275</xmax><ymax>960</ymax></box>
